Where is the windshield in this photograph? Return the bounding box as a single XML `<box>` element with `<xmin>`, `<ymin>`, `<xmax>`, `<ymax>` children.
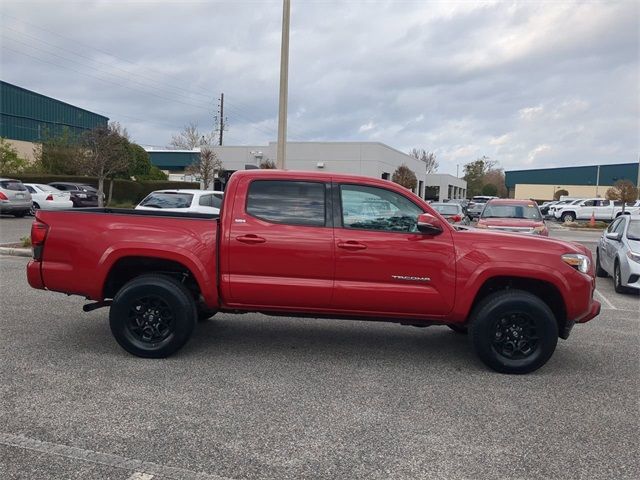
<box><xmin>481</xmin><ymin>203</ymin><xmax>542</xmax><ymax>220</ymax></box>
<box><xmin>628</xmin><ymin>220</ymin><xmax>640</xmax><ymax>241</ymax></box>
<box><xmin>432</xmin><ymin>204</ymin><xmax>460</xmax><ymax>215</ymax></box>
<box><xmin>139</xmin><ymin>192</ymin><xmax>194</xmax><ymax>209</ymax></box>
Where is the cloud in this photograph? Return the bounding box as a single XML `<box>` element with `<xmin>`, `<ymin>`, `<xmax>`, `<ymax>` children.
<box><xmin>1</xmin><ymin>0</ymin><xmax>637</xmax><ymax>174</ymax></box>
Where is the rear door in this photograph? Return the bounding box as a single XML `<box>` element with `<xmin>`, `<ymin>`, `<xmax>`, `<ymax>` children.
<box><xmin>332</xmin><ymin>183</ymin><xmax>456</xmax><ymax>317</ymax></box>
<box><xmin>224</xmin><ymin>177</ymin><xmax>334</xmax><ymax>309</ymax></box>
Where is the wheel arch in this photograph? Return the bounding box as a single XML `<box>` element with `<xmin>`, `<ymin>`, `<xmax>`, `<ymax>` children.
<box><xmin>467</xmin><ymin>276</ymin><xmax>568</xmax><ymax>338</ymax></box>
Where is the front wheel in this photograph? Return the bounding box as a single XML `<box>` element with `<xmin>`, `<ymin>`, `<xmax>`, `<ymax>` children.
<box><xmin>561</xmin><ymin>212</ymin><xmax>575</xmax><ymax>223</ymax></box>
<box><xmin>595</xmin><ymin>250</ymin><xmax>608</xmax><ymax>278</ymax></box>
<box><xmin>109</xmin><ymin>274</ymin><xmax>197</xmax><ymax>358</ymax></box>
<box><xmin>469</xmin><ymin>290</ymin><xmax>558</xmax><ymax>374</ymax></box>
<box><xmin>614</xmin><ymin>261</ymin><xmax>630</xmax><ymax>294</ymax></box>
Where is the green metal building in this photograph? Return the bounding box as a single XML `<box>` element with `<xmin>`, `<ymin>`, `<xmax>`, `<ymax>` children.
<box><xmin>505</xmin><ymin>162</ymin><xmax>639</xmax><ymax>200</ymax></box>
<box><xmin>0</xmin><ymin>81</ymin><xmax>108</xmax><ymax>159</ymax></box>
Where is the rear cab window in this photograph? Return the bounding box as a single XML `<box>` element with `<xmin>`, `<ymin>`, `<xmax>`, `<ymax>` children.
<box><xmin>246</xmin><ymin>180</ymin><xmax>326</xmax><ymax>226</ymax></box>
<box><xmin>139</xmin><ymin>192</ymin><xmax>194</xmax><ymax>209</ymax></box>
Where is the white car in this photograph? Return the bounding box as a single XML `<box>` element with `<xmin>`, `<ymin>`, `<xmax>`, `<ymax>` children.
<box><xmin>135</xmin><ymin>189</ymin><xmax>224</xmax><ymax>214</ymax></box>
<box><xmin>555</xmin><ymin>198</ymin><xmax>640</xmax><ymax>222</ymax></box>
<box><xmin>23</xmin><ymin>183</ymin><xmax>73</xmax><ymax>215</ymax></box>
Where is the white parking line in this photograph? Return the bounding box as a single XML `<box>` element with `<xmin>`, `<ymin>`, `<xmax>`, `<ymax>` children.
<box><xmin>0</xmin><ymin>432</ymin><xmax>229</xmax><ymax>480</ymax></box>
<box><xmin>594</xmin><ymin>289</ymin><xmax>617</xmax><ymax>310</ymax></box>
<box><xmin>129</xmin><ymin>473</ymin><xmax>154</xmax><ymax>480</ymax></box>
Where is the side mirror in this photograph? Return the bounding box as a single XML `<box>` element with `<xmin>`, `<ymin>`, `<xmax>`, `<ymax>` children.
<box><xmin>417</xmin><ymin>213</ymin><xmax>443</xmax><ymax>235</ymax></box>
<box><xmin>605</xmin><ymin>232</ymin><xmax>622</xmax><ymax>241</ymax></box>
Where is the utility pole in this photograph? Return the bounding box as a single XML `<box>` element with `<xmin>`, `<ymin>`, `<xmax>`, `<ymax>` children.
<box><xmin>217</xmin><ymin>93</ymin><xmax>225</xmax><ymax>146</ymax></box>
<box><xmin>276</xmin><ymin>0</ymin><xmax>291</xmax><ymax>169</ymax></box>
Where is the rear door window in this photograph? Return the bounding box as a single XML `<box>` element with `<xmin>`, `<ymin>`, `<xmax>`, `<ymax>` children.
<box><xmin>139</xmin><ymin>192</ymin><xmax>194</xmax><ymax>209</ymax></box>
<box><xmin>246</xmin><ymin>180</ymin><xmax>326</xmax><ymax>226</ymax></box>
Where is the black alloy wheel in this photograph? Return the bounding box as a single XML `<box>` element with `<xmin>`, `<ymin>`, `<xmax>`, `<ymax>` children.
<box><xmin>469</xmin><ymin>290</ymin><xmax>558</xmax><ymax>374</ymax></box>
<box><xmin>30</xmin><ymin>202</ymin><xmax>40</xmax><ymax>216</ymax></box>
<box><xmin>491</xmin><ymin>314</ymin><xmax>538</xmax><ymax>359</ymax></box>
<box><xmin>109</xmin><ymin>274</ymin><xmax>197</xmax><ymax>358</ymax></box>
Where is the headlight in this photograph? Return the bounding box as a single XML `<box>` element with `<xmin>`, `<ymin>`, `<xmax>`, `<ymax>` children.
<box><xmin>562</xmin><ymin>253</ymin><xmax>590</xmax><ymax>273</ymax></box>
<box><xmin>627</xmin><ymin>251</ymin><xmax>640</xmax><ymax>264</ymax></box>
<box><xmin>77</xmin><ymin>193</ymin><xmax>87</xmax><ymax>198</ymax></box>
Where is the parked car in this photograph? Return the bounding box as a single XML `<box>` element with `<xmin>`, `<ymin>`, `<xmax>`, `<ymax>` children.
<box><xmin>446</xmin><ymin>199</ymin><xmax>469</xmax><ymax>214</ymax></box>
<box><xmin>27</xmin><ymin>170</ymin><xmax>601</xmax><ymax>374</ymax></box>
<box><xmin>476</xmin><ymin>199</ymin><xmax>548</xmax><ymax>236</ymax></box>
<box><xmin>539</xmin><ymin>201</ymin><xmax>558</xmax><ymax>216</ymax></box>
<box><xmin>466</xmin><ymin>195</ymin><xmax>498</xmax><ymax>219</ymax></box>
<box><xmin>596</xmin><ymin>215</ymin><xmax>640</xmax><ymax>293</ymax></box>
<box><xmin>48</xmin><ymin>182</ymin><xmax>100</xmax><ymax>207</ymax></box>
<box><xmin>24</xmin><ymin>183</ymin><xmax>73</xmax><ymax>215</ymax></box>
<box><xmin>554</xmin><ymin>198</ymin><xmax>640</xmax><ymax>222</ymax></box>
<box><xmin>430</xmin><ymin>202</ymin><xmax>468</xmax><ymax>225</ymax></box>
<box><xmin>548</xmin><ymin>199</ymin><xmax>582</xmax><ymax>219</ymax></box>
<box><xmin>135</xmin><ymin>190</ymin><xmax>224</xmax><ymax>214</ymax></box>
<box><xmin>0</xmin><ymin>178</ymin><xmax>32</xmax><ymax>217</ymax></box>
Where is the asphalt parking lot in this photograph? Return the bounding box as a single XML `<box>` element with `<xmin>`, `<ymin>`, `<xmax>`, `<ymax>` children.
<box><xmin>0</xmin><ymin>215</ymin><xmax>32</xmax><ymax>245</ymax></box>
<box><xmin>0</xmin><ymin>226</ymin><xmax>638</xmax><ymax>479</ymax></box>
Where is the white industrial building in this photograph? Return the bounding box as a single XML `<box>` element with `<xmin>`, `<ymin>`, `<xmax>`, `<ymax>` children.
<box><xmin>146</xmin><ymin>141</ymin><xmax>466</xmax><ymax>200</ymax></box>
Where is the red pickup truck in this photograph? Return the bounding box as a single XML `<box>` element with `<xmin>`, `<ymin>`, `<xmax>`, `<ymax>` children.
<box><xmin>27</xmin><ymin>170</ymin><xmax>600</xmax><ymax>373</ymax></box>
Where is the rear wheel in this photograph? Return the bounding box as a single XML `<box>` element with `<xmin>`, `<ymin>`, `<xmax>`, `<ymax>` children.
<box><xmin>595</xmin><ymin>249</ymin><xmax>608</xmax><ymax>278</ymax></box>
<box><xmin>469</xmin><ymin>290</ymin><xmax>558</xmax><ymax>374</ymax></box>
<box><xmin>109</xmin><ymin>274</ymin><xmax>197</xmax><ymax>358</ymax></box>
<box><xmin>30</xmin><ymin>203</ymin><xmax>40</xmax><ymax>216</ymax></box>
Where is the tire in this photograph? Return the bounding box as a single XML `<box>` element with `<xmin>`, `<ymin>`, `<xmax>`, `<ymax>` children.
<box><xmin>469</xmin><ymin>290</ymin><xmax>558</xmax><ymax>374</ymax></box>
<box><xmin>109</xmin><ymin>274</ymin><xmax>197</xmax><ymax>358</ymax></box>
<box><xmin>447</xmin><ymin>324</ymin><xmax>468</xmax><ymax>334</ymax></box>
<box><xmin>613</xmin><ymin>261</ymin><xmax>629</xmax><ymax>294</ymax></box>
<box><xmin>30</xmin><ymin>203</ymin><xmax>40</xmax><ymax>216</ymax></box>
<box><xmin>561</xmin><ymin>212</ymin><xmax>575</xmax><ymax>223</ymax></box>
<box><xmin>595</xmin><ymin>249</ymin><xmax>608</xmax><ymax>278</ymax></box>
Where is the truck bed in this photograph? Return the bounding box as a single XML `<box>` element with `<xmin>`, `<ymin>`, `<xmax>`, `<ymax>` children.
<box><xmin>30</xmin><ymin>208</ymin><xmax>219</xmax><ymax>307</ymax></box>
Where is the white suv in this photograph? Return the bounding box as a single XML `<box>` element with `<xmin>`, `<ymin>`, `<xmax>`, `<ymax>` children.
<box><xmin>136</xmin><ymin>189</ymin><xmax>224</xmax><ymax>214</ymax></box>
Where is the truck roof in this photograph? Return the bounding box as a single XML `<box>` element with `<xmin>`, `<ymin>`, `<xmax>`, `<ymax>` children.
<box><xmin>230</xmin><ymin>169</ymin><xmax>402</xmax><ymax>188</ymax></box>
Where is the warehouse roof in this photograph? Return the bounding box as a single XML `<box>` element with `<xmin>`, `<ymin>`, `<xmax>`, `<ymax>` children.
<box><xmin>505</xmin><ymin>162</ymin><xmax>638</xmax><ymax>188</ymax></box>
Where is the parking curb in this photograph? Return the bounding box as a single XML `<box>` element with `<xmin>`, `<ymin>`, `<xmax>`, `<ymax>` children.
<box><xmin>0</xmin><ymin>247</ymin><xmax>32</xmax><ymax>257</ymax></box>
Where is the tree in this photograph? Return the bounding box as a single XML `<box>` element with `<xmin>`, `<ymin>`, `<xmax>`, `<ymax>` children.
<box><xmin>259</xmin><ymin>158</ymin><xmax>276</xmax><ymax>169</ymax></box>
<box><xmin>462</xmin><ymin>156</ymin><xmax>501</xmax><ymax>197</ymax></box>
<box><xmin>554</xmin><ymin>189</ymin><xmax>569</xmax><ymax>200</ymax></box>
<box><xmin>170</xmin><ymin>122</ymin><xmax>216</xmax><ymax>149</ymax></box>
<box><xmin>186</xmin><ymin>147</ymin><xmax>223</xmax><ymax>190</ymax></box>
<box><xmin>127</xmin><ymin>143</ymin><xmax>167</xmax><ymax>181</ymax></box>
<box><xmin>409</xmin><ymin>148</ymin><xmax>438</xmax><ymax>174</ymax></box>
<box><xmin>392</xmin><ymin>164</ymin><xmax>417</xmax><ymax>190</ymax></box>
<box><xmin>0</xmin><ymin>138</ymin><xmax>27</xmax><ymax>173</ymax></box>
<box><xmin>81</xmin><ymin>126</ymin><xmax>131</xmax><ymax>206</ymax></box>
<box><xmin>606</xmin><ymin>180</ymin><xmax>638</xmax><ymax>213</ymax></box>
<box><xmin>35</xmin><ymin>127</ymin><xmax>84</xmax><ymax>175</ymax></box>
<box><xmin>482</xmin><ymin>168</ymin><xmax>507</xmax><ymax>197</ymax></box>
<box><xmin>481</xmin><ymin>184</ymin><xmax>498</xmax><ymax>196</ymax></box>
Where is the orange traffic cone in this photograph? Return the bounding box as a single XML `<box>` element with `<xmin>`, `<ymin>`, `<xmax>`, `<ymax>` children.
<box><xmin>589</xmin><ymin>211</ymin><xmax>595</xmax><ymax>227</ymax></box>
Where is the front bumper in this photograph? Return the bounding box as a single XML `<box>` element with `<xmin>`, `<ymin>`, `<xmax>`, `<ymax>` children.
<box><xmin>621</xmin><ymin>256</ymin><xmax>640</xmax><ymax>290</ymax></box>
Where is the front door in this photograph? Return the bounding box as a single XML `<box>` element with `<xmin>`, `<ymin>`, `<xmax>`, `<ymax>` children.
<box><xmin>225</xmin><ymin>177</ymin><xmax>334</xmax><ymax>309</ymax></box>
<box><xmin>332</xmin><ymin>183</ymin><xmax>456</xmax><ymax>317</ymax></box>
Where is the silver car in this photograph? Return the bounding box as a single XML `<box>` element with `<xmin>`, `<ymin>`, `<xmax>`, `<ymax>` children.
<box><xmin>596</xmin><ymin>215</ymin><xmax>640</xmax><ymax>293</ymax></box>
<box><xmin>0</xmin><ymin>178</ymin><xmax>32</xmax><ymax>217</ymax></box>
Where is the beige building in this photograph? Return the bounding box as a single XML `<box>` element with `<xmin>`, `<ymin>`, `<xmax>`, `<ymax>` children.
<box><xmin>506</xmin><ymin>163</ymin><xmax>639</xmax><ymax>201</ymax></box>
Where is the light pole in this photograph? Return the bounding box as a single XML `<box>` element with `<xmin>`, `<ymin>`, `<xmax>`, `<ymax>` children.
<box><xmin>276</xmin><ymin>0</ymin><xmax>291</xmax><ymax>169</ymax></box>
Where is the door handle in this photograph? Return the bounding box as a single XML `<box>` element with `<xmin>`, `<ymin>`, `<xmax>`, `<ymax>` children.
<box><xmin>236</xmin><ymin>234</ymin><xmax>266</xmax><ymax>244</ymax></box>
<box><xmin>337</xmin><ymin>241</ymin><xmax>367</xmax><ymax>251</ymax></box>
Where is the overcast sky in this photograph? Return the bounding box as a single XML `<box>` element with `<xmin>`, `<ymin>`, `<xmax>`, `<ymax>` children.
<box><xmin>1</xmin><ymin>0</ymin><xmax>638</xmax><ymax>174</ymax></box>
